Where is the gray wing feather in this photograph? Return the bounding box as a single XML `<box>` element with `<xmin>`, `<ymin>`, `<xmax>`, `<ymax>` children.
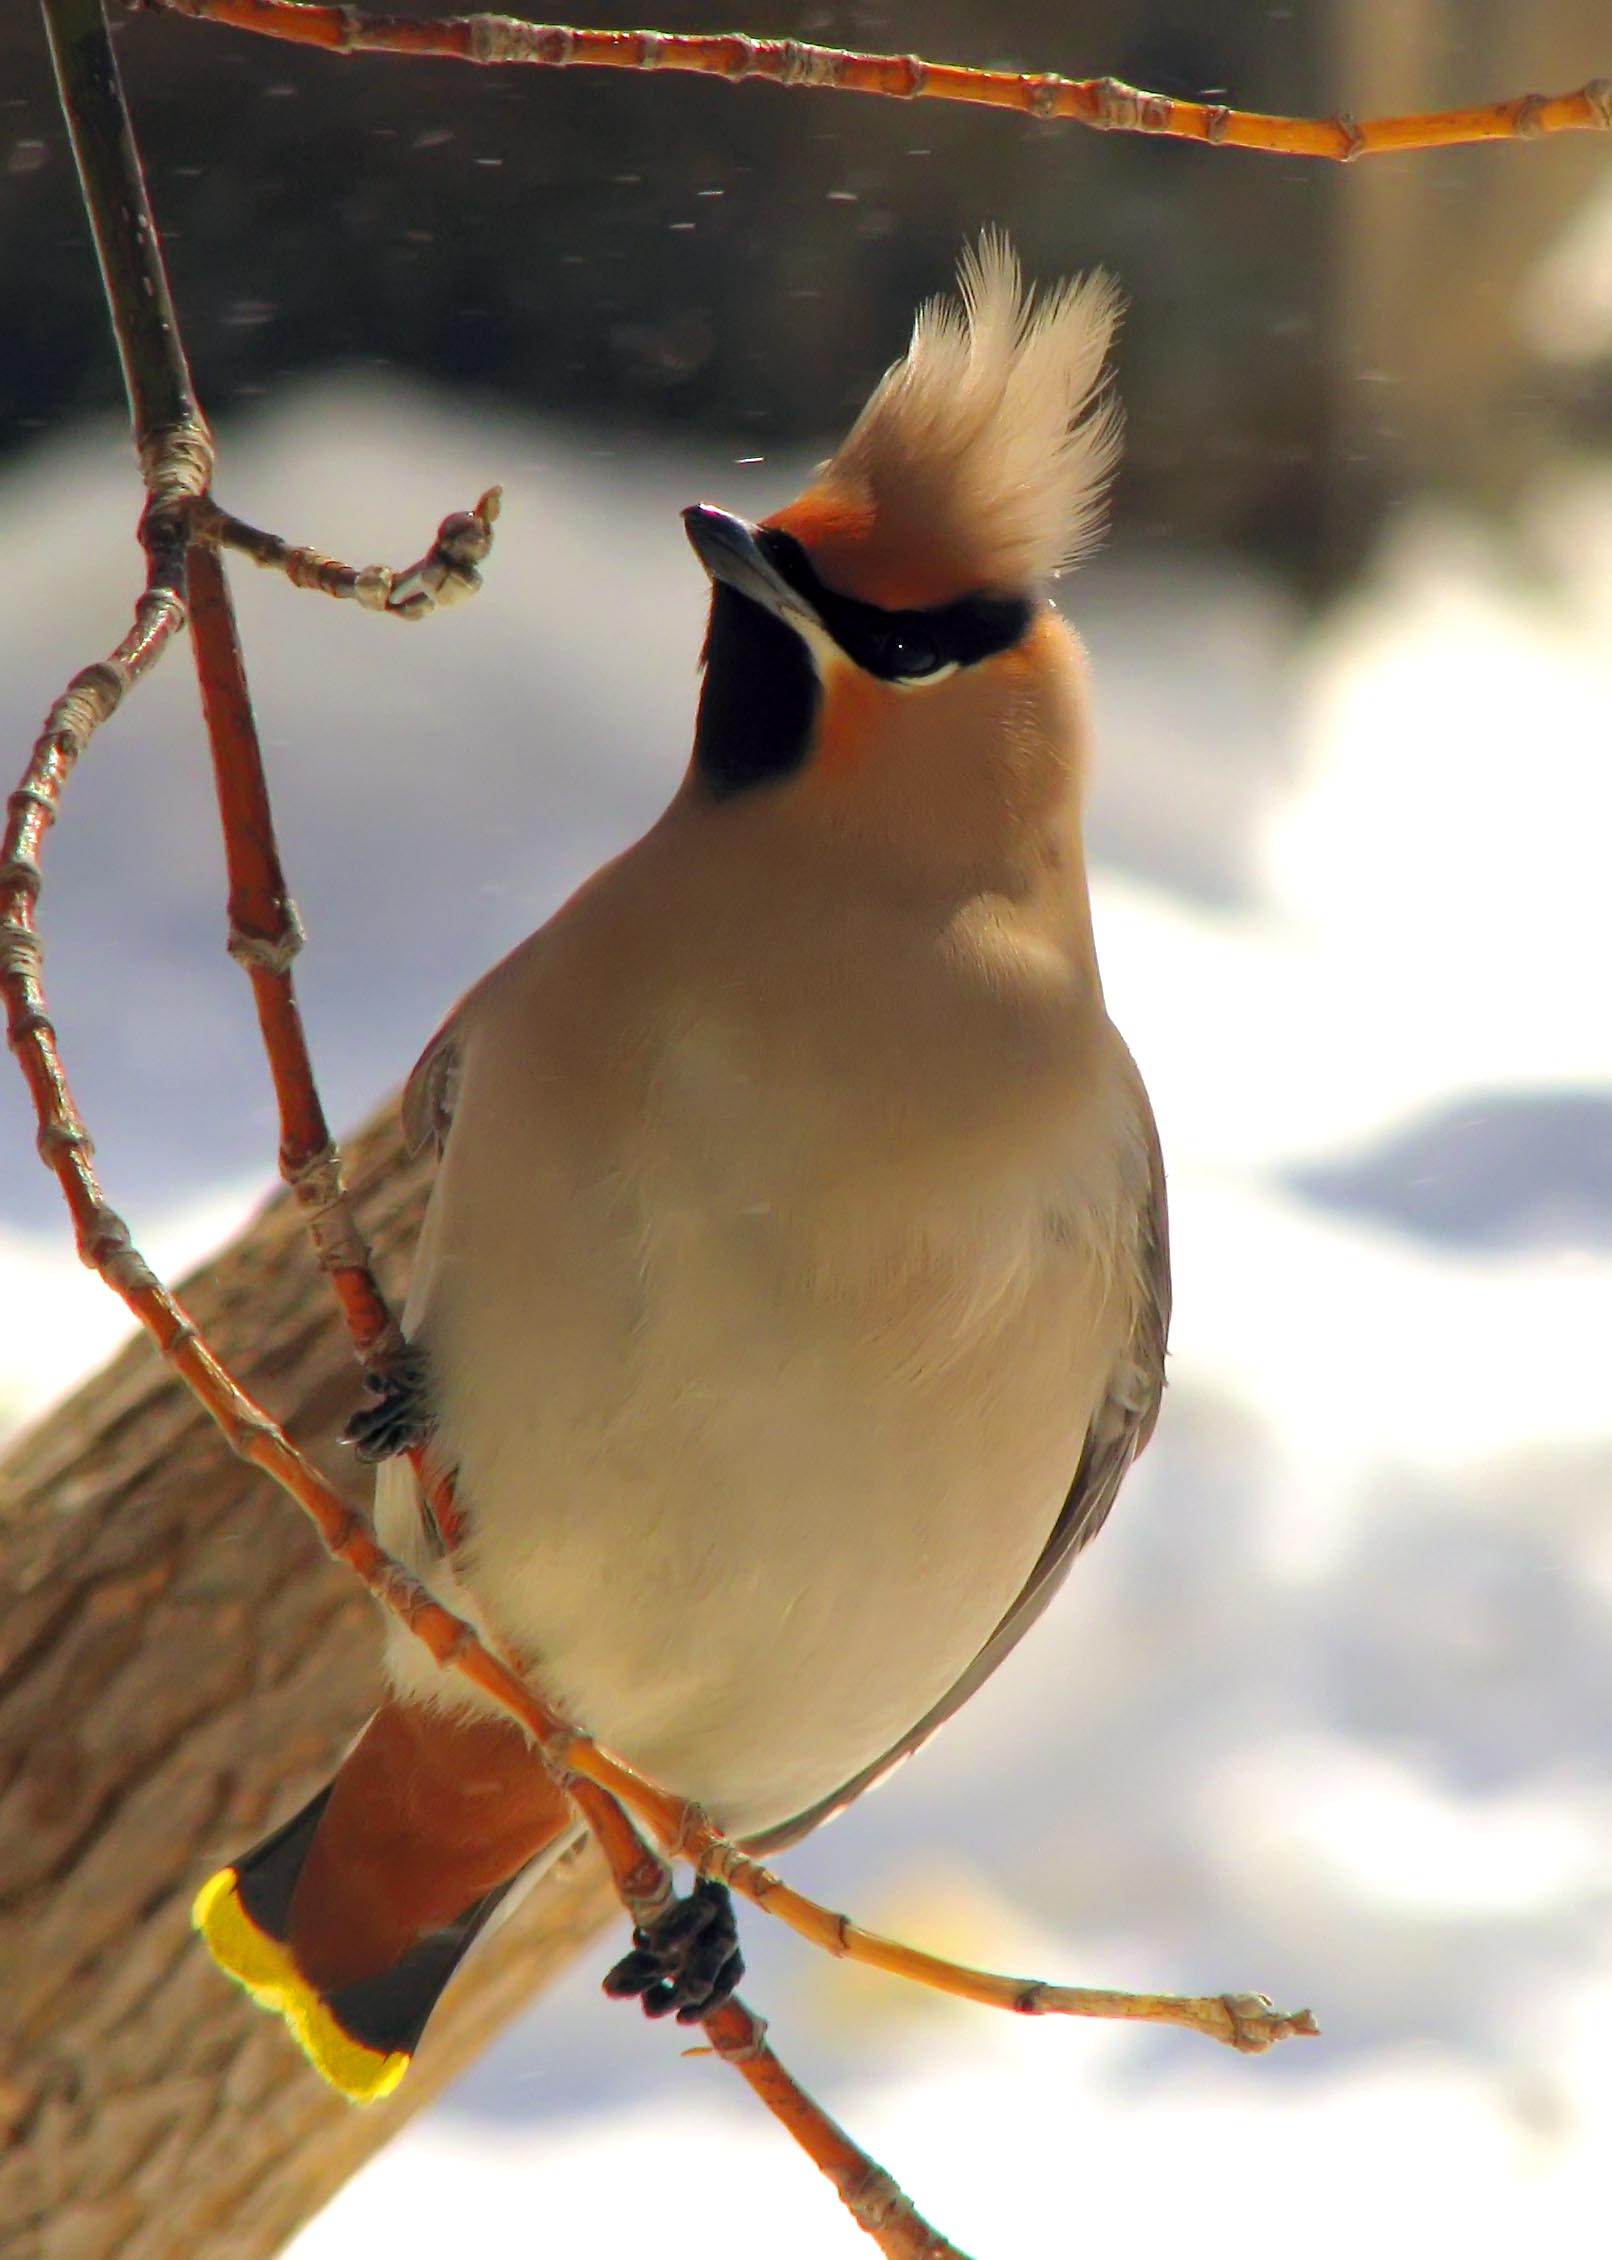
<box><xmin>747</xmin><ymin>1108</ymin><xmax>1171</xmax><ymax>1857</ymax></box>
<box><xmin>401</xmin><ymin>1015</ymin><xmax>463</xmax><ymax>1158</ymax></box>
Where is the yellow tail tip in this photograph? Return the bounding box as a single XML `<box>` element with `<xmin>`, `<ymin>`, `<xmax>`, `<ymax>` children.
<box><xmin>192</xmin><ymin>1864</ymin><xmax>410</xmax><ymax>2104</ymax></box>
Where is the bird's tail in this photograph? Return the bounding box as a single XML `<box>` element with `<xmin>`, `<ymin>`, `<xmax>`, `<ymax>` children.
<box><xmin>192</xmin><ymin>1787</ymin><xmax>522</xmax><ymax>2102</ymax></box>
<box><xmin>192</xmin><ymin>1702</ymin><xmax>577</xmax><ymax>2102</ymax></box>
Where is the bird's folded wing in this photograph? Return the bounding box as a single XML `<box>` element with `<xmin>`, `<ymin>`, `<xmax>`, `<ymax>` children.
<box><xmin>746</xmin><ymin>1110</ymin><xmax>1171</xmax><ymax>1858</ymax></box>
<box><xmin>401</xmin><ymin>1012</ymin><xmax>464</xmax><ymax>1159</ymax></box>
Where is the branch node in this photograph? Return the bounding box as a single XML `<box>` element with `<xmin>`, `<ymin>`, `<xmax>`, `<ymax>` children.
<box><xmin>1218</xmin><ymin>1993</ymin><xmax>1323</xmax><ymax>2052</ymax></box>
<box><xmin>0</xmin><ymin>921</ymin><xmax>43</xmax><ymax>974</ymax></box>
<box><xmin>1589</xmin><ymin>79</ymin><xmax>1612</xmax><ymax>129</ymax></box>
<box><xmin>469</xmin><ymin>13</ymin><xmax>550</xmax><ymax>65</ymax></box>
<box><xmin>80</xmin><ymin>1203</ymin><xmax>157</xmax><ymax>1294</ymax></box>
<box><xmin>283</xmin><ymin>1139</ymin><xmax>346</xmax><ymax>1210</ymax></box>
<box><xmin>707</xmin><ymin>2004</ymin><xmax>770</xmax><ymax>2064</ymax></box>
<box><xmin>1090</xmin><ymin>77</ymin><xmax>1142</xmax><ymax>132</ymax></box>
<box><xmin>36</xmin><ymin>1119</ymin><xmax>94</xmax><ymax>1163</ymax></box>
<box><xmin>379</xmin><ymin>486</ymin><xmax>502</xmax><ymax>617</ymax></box>
<box><xmin>351</xmin><ymin>565</ymin><xmax>391</xmax><ymax>610</ymax></box>
<box><xmin>1513</xmin><ymin>92</ymin><xmax>1548</xmax><ymax>138</ymax></box>
<box><xmin>1332</xmin><ymin>111</ymin><xmax>1365</xmax><ymax>160</ymax></box>
<box><xmin>227</xmin><ymin>904</ymin><xmax>306</xmax><ymax>976</ymax></box>
<box><xmin>674</xmin><ymin>1798</ymin><xmax>717</xmax><ymax>1862</ymax></box>
<box><xmin>137</xmin><ymin>414</ymin><xmax>214</xmax><ymax>508</ymax></box>
<box><xmin>1203</xmin><ymin>103</ymin><xmax>1232</xmax><ymax>144</ymax></box>
<box><xmin>779</xmin><ymin>39</ymin><xmax>841</xmax><ymax>89</ymax></box>
<box><xmin>56</xmin><ymin>658</ymin><xmax>132</xmax><ymax>743</ymax></box>
<box><xmin>1026</xmin><ymin>73</ymin><xmax>1062</xmax><ymax>120</ymax></box>
<box><xmin>8</xmin><ymin>781</ymin><xmax>59</xmax><ymax>825</ymax></box>
<box><xmin>5</xmin><ymin>996</ymin><xmax>51</xmax><ymax>1043</ymax></box>
<box><xmin>0</xmin><ymin>853</ymin><xmax>42</xmax><ymax>901</ymax></box>
<box><xmin>843</xmin><ymin>2164</ymin><xmax>912</xmax><ymax>2235</ymax></box>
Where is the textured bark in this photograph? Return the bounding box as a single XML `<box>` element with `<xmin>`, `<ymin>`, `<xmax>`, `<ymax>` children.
<box><xmin>0</xmin><ymin>1105</ymin><xmax>617</xmax><ymax>2260</ymax></box>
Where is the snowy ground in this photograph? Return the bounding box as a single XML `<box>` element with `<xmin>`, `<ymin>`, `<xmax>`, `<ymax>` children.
<box><xmin>1</xmin><ymin>386</ymin><xmax>1607</xmax><ymax>2256</ymax></box>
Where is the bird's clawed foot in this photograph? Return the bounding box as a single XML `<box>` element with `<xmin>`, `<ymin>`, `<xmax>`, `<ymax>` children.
<box><xmin>342</xmin><ymin>1343</ymin><xmax>434</xmax><ymax>1463</ymax></box>
<box><xmin>602</xmin><ymin>1878</ymin><xmax>744</xmax><ymax>2025</ymax></box>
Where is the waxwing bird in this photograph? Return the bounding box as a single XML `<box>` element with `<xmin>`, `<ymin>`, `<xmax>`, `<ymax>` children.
<box><xmin>194</xmin><ymin>236</ymin><xmax>1170</xmax><ymax>2102</ymax></box>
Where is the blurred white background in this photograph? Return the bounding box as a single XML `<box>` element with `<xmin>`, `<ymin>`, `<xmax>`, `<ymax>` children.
<box><xmin>3</xmin><ymin>2</ymin><xmax>1610</xmax><ymax>2252</ymax></box>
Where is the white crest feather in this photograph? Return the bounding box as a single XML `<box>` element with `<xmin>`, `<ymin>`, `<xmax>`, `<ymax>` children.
<box><xmin>827</xmin><ymin>233</ymin><xmax>1122</xmax><ymax>586</ymax></box>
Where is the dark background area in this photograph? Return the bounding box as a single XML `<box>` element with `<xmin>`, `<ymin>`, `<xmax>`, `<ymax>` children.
<box><xmin>4</xmin><ymin>0</ymin><xmax>1608</xmax><ymax>590</ymax></box>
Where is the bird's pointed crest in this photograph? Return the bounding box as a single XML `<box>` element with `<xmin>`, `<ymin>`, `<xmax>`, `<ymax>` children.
<box><xmin>775</xmin><ymin>235</ymin><xmax>1122</xmax><ymax>609</ymax></box>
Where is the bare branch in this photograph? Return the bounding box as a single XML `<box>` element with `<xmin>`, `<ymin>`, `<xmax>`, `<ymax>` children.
<box><xmin>705</xmin><ymin>1998</ymin><xmax>975</xmax><ymax>2259</ymax></box>
<box><xmin>198</xmin><ymin>488</ymin><xmax>503</xmax><ymax>619</ymax></box>
<box><xmin>7</xmin><ymin>0</ymin><xmax>208</xmax><ymax>1351</ymax></box>
<box><xmin>567</xmin><ymin>1777</ymin><xmax>973</xmax><ymax>2259</ymax></box>
<box><xmin>48</xmin><ymin>0</ymin><xmax>211</xmax><ymax>479</ymax></box>
<box><xmin>145</xmin><ymin>0</ymin><xmax>1611</xmax><ymax>163</ymax></box>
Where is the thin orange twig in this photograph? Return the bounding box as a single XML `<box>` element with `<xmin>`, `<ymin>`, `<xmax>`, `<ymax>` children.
<box><xmin>187</xmin><ymin>539</ymin><xmax>405</xmax><ymax>1365</ymax></box>
<box><xmin>197</xmin><ymin>489</ymin><xmax>502</xmax><ymax>620</ymax></box>
<box><xmin>146</xmin><ymin>0</ymin><xmax>1611</xmax><ymax>162</ymax></box>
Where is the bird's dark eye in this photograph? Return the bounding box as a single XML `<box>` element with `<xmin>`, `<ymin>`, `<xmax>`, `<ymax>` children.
<box><xmin>883</xmin><ymin>630</ymin><xmax>941</xmax><ymax>680</ymax></box>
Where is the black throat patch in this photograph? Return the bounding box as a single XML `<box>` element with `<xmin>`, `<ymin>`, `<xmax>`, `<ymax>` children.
<box><xmin>693</xmin><ymin>582</ymin><xmax>821</xmax><ymax>799</ymax></box>
<box><xmin>691</xmin><ymin>530</ymin><xmax>1034</xmax><ymax>800</ymax></box>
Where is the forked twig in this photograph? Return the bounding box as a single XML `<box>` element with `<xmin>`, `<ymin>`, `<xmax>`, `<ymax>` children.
<box><xmin>146</xmin><ymin>0</ymin><xmax>1610</xmax><ymax>163</ymax></box>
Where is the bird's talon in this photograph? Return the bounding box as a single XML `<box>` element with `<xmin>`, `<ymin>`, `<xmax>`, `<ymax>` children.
<box><xmin>343</xmin><ymin>1345</ymin><xmax>434</xmax><ymax>1463</ymax></box>
<box><xmin>603</xmin><ymin>1878</ymin><xmax>744</xmax><ymax>2024</ymax></box>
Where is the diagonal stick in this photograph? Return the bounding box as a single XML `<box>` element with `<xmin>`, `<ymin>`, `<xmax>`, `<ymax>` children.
<box><xmin>144</xmin><ymin>0</ymin><xmax>1610</xmax><ymax>163</ymax></box>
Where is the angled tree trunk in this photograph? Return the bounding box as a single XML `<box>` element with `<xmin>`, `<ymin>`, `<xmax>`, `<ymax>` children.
<box><xmin>0</xmin><ymin>1106</ymin><xmax>616</xmax><ymax>2260</ymax></box>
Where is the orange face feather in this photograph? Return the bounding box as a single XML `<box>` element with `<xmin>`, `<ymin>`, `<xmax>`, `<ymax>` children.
<box><xmin>765</xmin><ymin>486</ymin><xmax>977</xmax><ymax>614</ymax></box>
<box><xmin>808</xmin><ymin>649</ymin><xmax>886</xmax><ymax>785</ymax></box>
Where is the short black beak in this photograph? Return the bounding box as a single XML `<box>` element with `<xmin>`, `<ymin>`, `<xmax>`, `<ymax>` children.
<box><xmin>682</xmin><ymin>504</ymin><xmax>822</xmax><ymax>632</ymax></box>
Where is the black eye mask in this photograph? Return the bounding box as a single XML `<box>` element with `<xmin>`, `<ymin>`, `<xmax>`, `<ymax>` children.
<box><xmin>754</xmin><ymin>527</ymin><xmax>1032</xmax><ymax>682</ymax></box>
<box><xmin>692</xmin><ymin>525</ymin><xmax>1036</xmax><ymax>798</ymax></box>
